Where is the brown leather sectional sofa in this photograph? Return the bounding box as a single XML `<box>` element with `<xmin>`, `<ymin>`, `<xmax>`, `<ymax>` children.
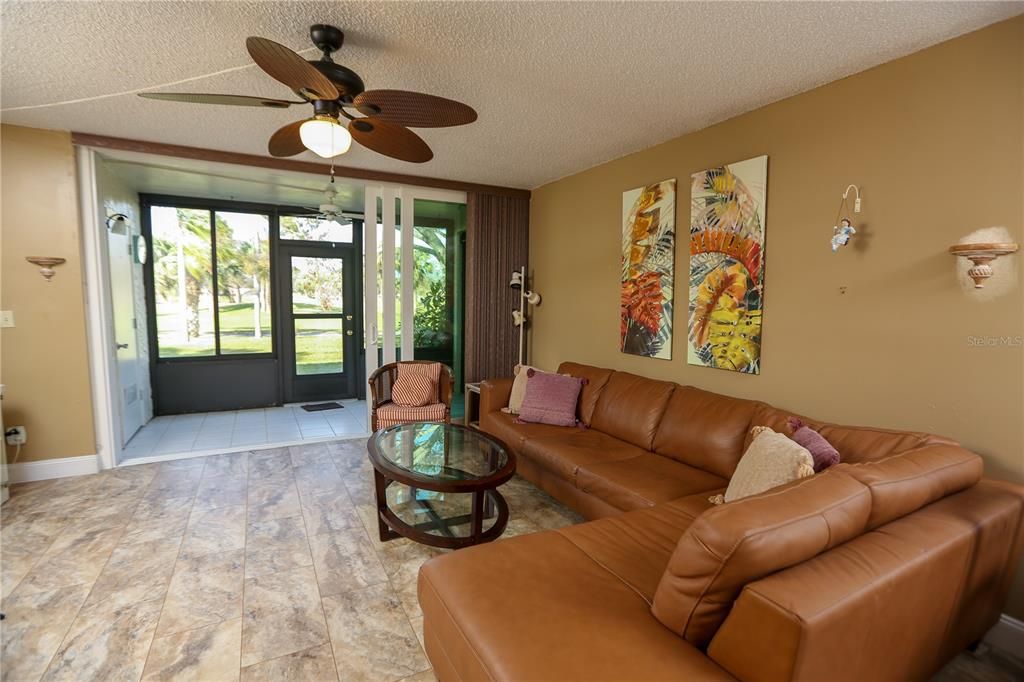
<box><xmin>418</xmin><ymin>362</ymin><xmax>1024</xmax><ymax>681</ymax></box>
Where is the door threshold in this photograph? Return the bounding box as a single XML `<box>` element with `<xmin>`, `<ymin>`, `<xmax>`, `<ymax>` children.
<box><xmin>118</xmin><ymin>432</ymin><xmax>370</xmax><ymax>467</ymax></box>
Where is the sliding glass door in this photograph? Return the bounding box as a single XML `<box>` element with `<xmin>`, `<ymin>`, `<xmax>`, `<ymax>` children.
<box><xmin>363</xmin><ymin>187</ymin><xmax>467</xmax><ymax>423</ymax></box>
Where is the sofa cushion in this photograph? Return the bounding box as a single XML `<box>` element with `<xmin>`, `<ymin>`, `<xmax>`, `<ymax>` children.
<box><xmin>745</xmin><ymin>403</ymin><xmax>953</xmax><ymax>463</ymax></box>
<box><xmin>652</xmin><ymin>468</ymin><xmax>872</xmax><ymax>647</ymax></box>
<box><xmin>556</xmin><ymin>492</ymin><xmax>716</xmax><ymax>602</ymax></box>
<box><xmin>557</xmin><ymin>362</ymin><xmax>614</xmax><ymax>426</ymax></box>
<box><xmin>837</xmin><ymin>443</ymin><xmax>983</xmax><ymax>529</ymax></box>
<box><xmin>576</xmin><ymin>455</ymin><xmax>728</xmax><ymax>511</ymax></box>
<box><xmin>521</xmin><ymin>429</ymin><xmax>647</xmax><ymax>484</ymax></box>
<box><xmin>480</xmin><ymin>410</ymin><xmax>583</xmax><ymax>451</ymax></box>
<box><xmin>419</xmin><ymin>530</ymin><xmax>736</xmax><ymax>682</ymax></box>
<box><xmin>652</xmin><ymin>387</ymin><xmax>759</xmax><ymax>479</ymax></box>
<box><xmin>589</xmin><ymin>371</ymin><xmax>676</xmax><ymax>450</ymax></box>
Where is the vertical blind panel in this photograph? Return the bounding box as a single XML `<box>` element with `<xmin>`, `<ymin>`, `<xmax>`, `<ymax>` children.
<box><xmin>464</xmin><ymin>192</ymin><xmax>530</xmax><ymax>383</ymax></box>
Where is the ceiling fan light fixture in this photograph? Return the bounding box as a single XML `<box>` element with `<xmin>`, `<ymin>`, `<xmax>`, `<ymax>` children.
<box><xmin>299</xmin><ymin>116</ymin><xmax>352</xmax><ymax>158</ymax></box>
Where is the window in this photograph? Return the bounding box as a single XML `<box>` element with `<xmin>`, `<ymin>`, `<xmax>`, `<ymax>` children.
<box><xmin>150</xmin><ymin>205</ymin><xmax>272</xmax><ymax>359</ymax></box>
<box><xmin>280</xmin><ymin>215</ymin><xmax>353</xmax><ymax>243</ymax></box>
<box><xmin>151</xmin><ymin>207</ymin><xmax>215</xmax><ymax>357</ymax></box>
<box><xmin>215</xmin><ymin>211</ymin><xmax>272</xmax><ymax>354</ymax></box>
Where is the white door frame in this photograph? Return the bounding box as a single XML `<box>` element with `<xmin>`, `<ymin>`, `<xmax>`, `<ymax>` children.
<box><xmin>77</xmin><ymin>146</ymin><xmax>120</xmax><ymax>470</ymax></box>
<box><xmin>363</xmin><ymin>185</ymin><xmax>466</xmax><ymax>425</ymax></box>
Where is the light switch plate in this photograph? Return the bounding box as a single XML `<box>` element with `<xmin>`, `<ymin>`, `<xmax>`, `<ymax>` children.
<box><xmin>0</xmin><ymin>311</ymin><xmax>14</xmax><ymax>328</ymax></box>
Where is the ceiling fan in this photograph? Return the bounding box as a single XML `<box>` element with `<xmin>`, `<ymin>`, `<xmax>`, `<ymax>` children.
<box><xmin>139</xmin><ymin>24</ymin><xmax>477</xmax><ymax>163</ymax></box>
<box><xmin>303</xmin><ymin>180</ymin><xmax>351</xmax><ymax>222</ymax></box>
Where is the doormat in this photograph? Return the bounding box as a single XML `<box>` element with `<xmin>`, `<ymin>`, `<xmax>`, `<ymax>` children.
<box><xmin>301</xmin><ymin>402</ymin><xmax>344</xmax><ymax>412</ymax></box>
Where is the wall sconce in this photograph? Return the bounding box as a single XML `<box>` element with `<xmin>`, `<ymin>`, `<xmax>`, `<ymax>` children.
<box><xmin>106</xmin><ymin>213</ymin><xmax>130</xmax><ymax>235</ymax></box>
<box><xmin>510</xmin><ymin>266</ymin><xmax>542</xmax><ymax>367</ymax></box>
<box><xmin>948</xmin><ymin>242</ymin><xmax>1019</xmax><ymax>288</ymax></box>
<box><xmin>25</xmin><ymin>256</ymin><xmax>67</xmax><ymax>282</ymax></box>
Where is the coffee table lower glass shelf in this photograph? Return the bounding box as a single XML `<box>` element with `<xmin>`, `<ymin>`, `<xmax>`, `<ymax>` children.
<box><xmin>367</xmin><ymin>421</ymin><xmax>516</xmax><ymax>549</ymax></box>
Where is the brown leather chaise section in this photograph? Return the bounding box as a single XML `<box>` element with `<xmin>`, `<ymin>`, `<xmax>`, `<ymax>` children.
<box><xmin>707</xmin><ymin>478</ymin><xmax>1024</xmax><ymax>682</ymax></box>
<box><xmin>651</xmin><ymin>469</ymin><xmax>872</xmax><ymax>647</ymax></box>
<box><xmin>419</xmin><ymin>530</ymin><xmax>736</xmax><ymax>682</ymax></box>
<box><xmin>521</xmin><ymin>429</ymin><xmax>647</xmax><ymax>484</ymax></box>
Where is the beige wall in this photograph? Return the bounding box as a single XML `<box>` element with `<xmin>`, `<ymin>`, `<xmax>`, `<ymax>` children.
<box><xmin>1</xmin><ymin>125</ymin><xmax>96</xmax><ymax>463</ymax></box>
<box><xmin>530</xmin><ymin>17</ymin><xmax>1024</xmax><ymax>615</ymax></box>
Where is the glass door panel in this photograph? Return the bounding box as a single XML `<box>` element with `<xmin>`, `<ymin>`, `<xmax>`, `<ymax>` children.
<box><xmin>279</xmin><ymin>243</ymin><xmax>357</xmax><ymax>402</ymax></box>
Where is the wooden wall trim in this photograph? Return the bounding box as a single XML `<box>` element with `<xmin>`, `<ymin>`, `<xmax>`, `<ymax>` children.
<box><xmin>70</xmin><ymin>132</ymin><xmax>531</xmax><ymax>199</ymax></box>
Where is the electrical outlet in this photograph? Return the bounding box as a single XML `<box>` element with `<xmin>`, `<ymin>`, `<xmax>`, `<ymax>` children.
<box><xmin>0</xmin><ymin>311</ymin><xmax>14</xmax><ymax>328</ymax></box>
<box><xmin>5</xmin><ymin>426</ymin><xmax>26</xmax><ymax>446</ymax></box>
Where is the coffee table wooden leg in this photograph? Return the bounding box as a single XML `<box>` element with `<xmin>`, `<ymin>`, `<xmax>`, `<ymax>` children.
<box><xmin>470</xmin><ymin>490</ymin><xmax>485</xmax><ymax>539</ymax></box>
<box><xmin>373</xmin><ymin>468</ymin><xmax>399</xmax><ymax>542</ymax></box>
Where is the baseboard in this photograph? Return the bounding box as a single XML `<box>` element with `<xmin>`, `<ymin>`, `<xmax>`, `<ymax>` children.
<box><xmin>984</xmin><ymin>613</ymin><xmax>1024</xmax><ymax>659</ymax></box>
<box><xmin>7</xmin><ymin>454</ymin><xmax>101</xmax><ymax>483</ymax></box>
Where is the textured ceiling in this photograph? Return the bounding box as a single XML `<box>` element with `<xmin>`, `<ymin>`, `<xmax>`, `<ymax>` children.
<box><xmin>3</xmin><ymin>1</ymin><xmax>1021</xmax><ymax>189</ymax></box>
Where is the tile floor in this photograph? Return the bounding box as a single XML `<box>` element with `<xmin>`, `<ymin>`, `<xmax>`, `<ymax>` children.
<box><xmin>121</xmin><ymin>401</ymin><xmax>368</xmax><ymax>461</ymax></box>
<box><xmin>0</xmin><ymin>438</ymin><xmax>1020</xmax><ymax>681</ymax></box>
<box><xmin>0</xmin><ymin>438</ymin><xmax>577</xmax><ymax>681</ymax></box>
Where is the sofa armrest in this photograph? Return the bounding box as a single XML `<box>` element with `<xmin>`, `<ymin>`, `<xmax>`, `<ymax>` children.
<box><xmin>480</xmin><ymin>378</ymin><xmax>514</xmax><ymax>417</ymax></box>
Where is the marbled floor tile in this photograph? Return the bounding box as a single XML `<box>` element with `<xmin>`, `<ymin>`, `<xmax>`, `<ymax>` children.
<box><xmin>16</xmin><ymin>523</ymin><xmax>124</xmax><ymax>594</ymax></box>
<box><xmin>293</xmin><ymin>460</ymin><xmax>346</xmax><ymax>498</ymax></box>
<box><xmin>201</xmin><ymin>451</ymin><xmax>249</xmax><ymax>479</ymax></box>
<box><xmin>239</xmin><ymin>643</ymin><xmax>338</xmax><ymax>681</ymax></box>
<box><xmin>410</xmin><ymin>615</ymin><xmax>425</xmax><ymax>651</ymax></box>
<box><xmin>194</xmin><ymin>475</ymin><xmax>249</xmax><ymax>512</ymax></box>
<box><xmin>156</xmin><ymin>549</ymin><xmax>244</xmax><ymax>637</ymax></box>
<box><xmin>289</xmin><ymin>442</ymin><xmax>333</xmax><ymax>467</ymax></box>
<box><xmin>400</xmin><ymin>671</ymin><xmax>437</xmax><ymax>682</ymax></box>
<box><xmin>247</xmin><ymin>448</ymin><xmax>293</xmax><ymax>484</ymax></box>
<box><xmin>307</xmin><ymin>527</ymin><xmax>388</xmax><ymax>597</ymax></box>
<box><xmin>247</xmin><ymin>480</ymin><xmax>301</xmax><ymax>522</ymax></box>
<box><xmin>105</xmin><ymin>462</ymin><xmax>160</xmax><ymax>487</ymax></box>
<box><xmin>322</xmin><ymin>582</ymin><xmax>430</xmax><ymax>681</ymax></box>
<box><xmin>240</xmin><ymin>565</ymin><xmax>328</xmax><ymax>667</ymax></box>
<box><xmin>0</xmin><ymin>583</ymin><xmax>91</xmax><ymax>682</ymax></box>
<box><xmin>300</xmin><ymin>490</ymin><xmax>362</xmax><ymax>536</ymax></box>
<box><xmin>373</xmin><ymin>539</ymin><xmax>444</xmax><ymax>619</ymax></box>
<box><xmin>41</xmin><ymin>596</ymin><xmax>163</xmax><ymax>682</ymax></box>
<box><xmin>145</xmin><ymin>468</ymin><xmax>202</xmax><ymax>501</ymax></box>
<box><xmin>179</xmin><ymin>504</ymin><xmax>247</xmax><ymax>559</ymax></box>
<box><xmin>123</xmin><ymin>495</ymin><xmax>193</xmax><ymax>543</ymax></box>
<box><xmin>244</xmin><ymin>515</ymin><xmax>312</xmax><ymax>578</ymax></box>
<box><xmin>142</xmin><ymin>617</ymin><xmax>242</xmax><ymax>681</ymax></box>
<box><xmin>342</xmin><ymin>469</ymin><xmax>377</xmax><ymax>506</ymax></box>
<box><xmin>160</xmin><ymin>457</ymin><xmax>207</xmax><ymax>473</ymax></box>
<box><xmin>2</xmin><ymin>547</ymin><xmax>40</xmax><ymax>598</ymax></box>
<box><xmin>501</xmin><ymin>515</ymin><xmax>545</xmax><ymax>540</ymax></box>
<box><xmin>85</xmin><ymin>535</ymin><xmax>182</xmax><ymax>608</ymax></box>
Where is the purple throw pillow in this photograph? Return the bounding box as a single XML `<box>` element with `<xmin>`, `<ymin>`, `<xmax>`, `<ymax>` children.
<box><xmin>787</xmin><ymin>417</ymin><xmax>840</xmax><ymax>472</ymax></box>
<box><xmin>516</xmin><ymin>369</ymin><xmax>585</xmax><ymax>427</ymax></box>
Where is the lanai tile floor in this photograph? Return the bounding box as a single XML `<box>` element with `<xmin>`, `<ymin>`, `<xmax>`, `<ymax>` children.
<box><xmin>0</xmin><ymin>438</ymin><xmax>1020</xmax><ymax>681</ymax></box>
<box><xmin>120</xmin><ymin>401</ymin><xmax>369</xmax><ymax>462</ymax></box>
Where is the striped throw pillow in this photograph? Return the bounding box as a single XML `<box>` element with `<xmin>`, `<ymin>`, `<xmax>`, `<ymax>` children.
<box><xmin>392</xmin><ymin>363</ymin><xmax>442</xmax><ymax>407</ymax></box>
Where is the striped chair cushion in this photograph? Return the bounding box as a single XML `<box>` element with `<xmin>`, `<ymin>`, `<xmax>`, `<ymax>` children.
<box><xmin>376</xmin><ymin>402</ymin><xmax>447</xmax><ymax>429</ymax></box>
<box><xmin>392</xmin><ymin>363</ymin><xmax>442</xmax><ymax>407</ymax></box>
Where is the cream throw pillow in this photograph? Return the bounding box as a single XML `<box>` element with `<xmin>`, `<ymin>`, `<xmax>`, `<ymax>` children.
<box><xmin>711</xmin><ymin>426</ymin><xmax>815</xmax><ymax>504</ymax></box>
<box><xmin>502</xmin><ymin>364</ymin><xmax>539</xmax><ymax>415</ymax></box>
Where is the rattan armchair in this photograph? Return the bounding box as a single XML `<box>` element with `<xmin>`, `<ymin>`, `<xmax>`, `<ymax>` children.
<box><xmin>368</xmin><ymin>360</ymin><xmax>455</xmax><ymax>432</ymax></box>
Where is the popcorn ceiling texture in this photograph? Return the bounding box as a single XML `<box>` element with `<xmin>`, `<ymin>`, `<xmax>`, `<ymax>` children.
<box><xmin>1</xmin><ymin>1</ymin><xmax>1020</xmax><ymax>189</ymax></box>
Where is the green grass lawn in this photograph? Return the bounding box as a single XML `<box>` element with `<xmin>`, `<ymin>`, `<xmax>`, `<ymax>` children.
<box><xmin>158</xmin><ymin>301</ymin><xmax>345</xmax><ymax>374</ymax></box>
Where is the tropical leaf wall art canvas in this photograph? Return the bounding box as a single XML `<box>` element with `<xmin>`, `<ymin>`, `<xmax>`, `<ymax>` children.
<box><xmin>621</xmin><ymin>179</ymin><xmax>676</xmax><ymax>359</ymax></box>
<box><xmin>688</xmin><ymin>155</ymin><xmax>768</xmax><ymax>374</ymax></box>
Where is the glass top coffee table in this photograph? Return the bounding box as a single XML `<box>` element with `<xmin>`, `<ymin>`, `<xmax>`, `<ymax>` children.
<box><xmin>367</xmin><ymin>422</ymin><xmax>516</xmax><ymax>549</ymax></box>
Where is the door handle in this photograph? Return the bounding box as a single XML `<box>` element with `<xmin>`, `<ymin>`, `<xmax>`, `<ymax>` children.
<box><xmin>116</xmin><ymin>343</ymin><xmax>129</xmax><ymax>350</ymax></box>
